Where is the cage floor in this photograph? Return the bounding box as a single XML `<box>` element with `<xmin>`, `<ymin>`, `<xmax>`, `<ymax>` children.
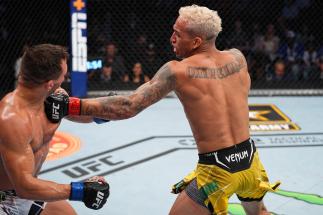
<box><xmin>40</xmin><ymin>96</ymin><xmax>323</xmax><ymax>215</ymax></box>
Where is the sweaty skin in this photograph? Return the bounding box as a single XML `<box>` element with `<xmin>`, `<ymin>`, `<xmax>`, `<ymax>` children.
<box><xmin>0</xmin><ymin>61</ymin><xmax>103</xmax><ymax>205</ymax></box>
<box><xmin>79</xmin><ymin>18</ymin><xmax>251</xmax><ymax>153</ymax></box>
<box><xmin>0</xmin><ymin>92</ymin><xmax>71</xmax><ymax>200</ymax></box>
<box><xmin>0</xmin><ymin>60</ymin><xmax>72</xmax><ymax>201</ymax></box>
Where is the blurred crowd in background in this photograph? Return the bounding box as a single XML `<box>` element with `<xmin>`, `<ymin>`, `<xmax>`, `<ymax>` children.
<box><xmin>1</xmin><ymin>0</ymin><xmax>322</xmax><ymax>97</ymax></box>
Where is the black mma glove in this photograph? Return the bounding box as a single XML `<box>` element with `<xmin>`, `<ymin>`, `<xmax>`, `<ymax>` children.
<box><xmin>69</xmin><ymin>181</ymin><xmax>110</xmax><ymax>210</ymax></box>
<box><xmin>44</xmin><ymin>92</ymin><xmax>115</xmax><ymax>124</ymax></box>
<box><xmin>44</xmin><ymin>93</ymin><xmax>81</xmax><ymax>123</ymax></box>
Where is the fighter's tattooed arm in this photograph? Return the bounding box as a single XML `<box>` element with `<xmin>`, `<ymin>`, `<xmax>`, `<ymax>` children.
<box><xmin>81</xmin><ymin>63</ymin><xmax>176</xmax><ymax>120</ymax></box>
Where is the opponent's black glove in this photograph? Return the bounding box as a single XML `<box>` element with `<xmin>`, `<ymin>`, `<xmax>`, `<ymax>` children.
<box><xmin>69</xmin><ymin>181</ymin><xmax>110</xmax><ymax>210</ymax></box>
<box><xmin>44</xmin><ymin>92</ymin><xmax>115</xmax><ymax>124</ymax></box>
<box><xmin>44</xmin><ymin>93</ymin><xmax>81</xmax><ymax>123</ymax></box>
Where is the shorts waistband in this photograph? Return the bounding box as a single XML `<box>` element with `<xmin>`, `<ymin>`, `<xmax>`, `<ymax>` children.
<box><xmin>0</xmin><ymin>190</ymin><xmax>45</xmax><ymax>215</ymax></box>
<box><xmin>0</xmin><ymin>190</ymin><xmax>16</xmax><ymax>196</ymax></box>
<box><xmin>0</xmin><ymin>190</ymin><xmax>16</xmax><ymax>202</ymax></box>
<box><xmin>198</xmin><ymin>139</ymin><xmax>256</xmax><ymax>173</ymax></box>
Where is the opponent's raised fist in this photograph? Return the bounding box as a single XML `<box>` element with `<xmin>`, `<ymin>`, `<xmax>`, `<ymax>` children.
<box><xmin>44</xmin><ymin>93</ymin><xmax>81</xmax><ymax>123</ymax></box>
<box><xmin>69</xmin><ymin>177</ymin><xmax>110</xmax><ymax>210</ymax></box>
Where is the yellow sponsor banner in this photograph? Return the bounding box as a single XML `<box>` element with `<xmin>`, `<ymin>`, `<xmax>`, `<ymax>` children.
<box><xmin>249</xmin><ymin>104</ymin><xmax>300</xmax><ymax>131</ymax></box>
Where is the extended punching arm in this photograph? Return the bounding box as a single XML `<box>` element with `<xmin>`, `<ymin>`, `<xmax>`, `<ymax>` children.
<box><xmin>44</xmin><ymin>93</ymin><xmax>113</xmax><ymax>124</ymax></box>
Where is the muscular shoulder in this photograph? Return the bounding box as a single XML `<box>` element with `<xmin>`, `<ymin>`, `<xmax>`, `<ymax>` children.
<box><xmin>220</xmin><ymin>49</ymin><xmax>246</xmax><ymax>71</ymax></box>
<box><xmin>167</xmin><ymin>60</ymin><xmax>193</xmax><ymax>75</ymax></box>
<box><xmin>228</xmin><ymin>49</ymin><xmax>247</xmax><ymax>64</ymax></box>
<box><xmin>149</xmin><ymin>61</ymin><xmax>178</xmax><ymax>90</ymax></box>
<box><xmin>228</xmin><ymin>48</ymin><xmax>244</xmax><ymax>56</ymax></box>
<box><xmin>0</xmin><ymin>117</ymin><xmax>32</xmax><ymax>154</ymax></box>
<box><xmin>166</xmin><ymin>60</ymin><xmax>191</xmax><ymax>82</ymax></box>
<box><xmin>0</xmin><ymin>102</ymin><xmax>31</xmax><ymax>142</ymax></box>
<box><xmin>166</xmin><ymin>60</ymin><xmax>182</xmax><ymax>73</ymax></box>
<box><xmin>0</xmin><ymin>97</ymin><xmax>23</xmax><ymax>121</ymax></box>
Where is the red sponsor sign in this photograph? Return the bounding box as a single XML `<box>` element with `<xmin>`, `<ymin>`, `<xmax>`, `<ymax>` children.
<box><xmin>47</xmin><ymin>131</ymin><xmax>81</xmax><ymax>161</ymax></box>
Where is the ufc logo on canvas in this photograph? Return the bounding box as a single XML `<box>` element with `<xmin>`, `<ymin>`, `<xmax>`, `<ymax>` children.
<box><xmin>92</xmin><ymin>191</ymin><xmax>104</xmax><ymax>209</ymax></box>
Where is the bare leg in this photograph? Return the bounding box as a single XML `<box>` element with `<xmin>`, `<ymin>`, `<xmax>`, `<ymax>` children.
<box><xmin>41</xmin><ymin>200</ymin><xmax>77</xmax><ymax>215</ymax></box>
<box><xmin>241</xmin><ymin>200</ymin><xmax>270</xmax><ymax>215</ymax></box>
<box><xmin>169</xmin><ymin>191</ymin><xmax>211</xmax><ymax>215</ymax></box>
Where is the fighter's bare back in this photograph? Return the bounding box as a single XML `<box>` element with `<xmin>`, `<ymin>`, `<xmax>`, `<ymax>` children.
<box><xmin>171</xmin><ymin>49</ymin><xmax>250</xmax><ymax>153</ymax></box>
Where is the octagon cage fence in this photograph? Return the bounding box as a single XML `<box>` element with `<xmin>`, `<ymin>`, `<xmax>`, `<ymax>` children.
<box><xmin>1</xmin><ymin>0</ymin><xmax>322</xmax><ymax>99</ymax></box>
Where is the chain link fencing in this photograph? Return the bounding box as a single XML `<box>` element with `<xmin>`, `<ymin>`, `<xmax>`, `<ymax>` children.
<box><xmin>1</xmin><ymin>0</ymin><xmax>322</xmax><ymax>99</ymax></box>
<box><xmin>0</xmin><ymin>0</ymin><xmax>69</xmax><ymax>98</ymax></box>
<box><xmin>86</xmin><ymin>0</ymin><xmax>323</xmax><ymax>95</ymax></box>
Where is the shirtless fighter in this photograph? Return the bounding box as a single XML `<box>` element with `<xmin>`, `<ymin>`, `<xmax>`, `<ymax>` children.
<box><xmin>45</xmin><ymin>5</ymin><xmax>280</xmax><ymax>215</ymax></box>
<box><xmin>0</xmin><ymin>44</ymin><xmax>109</xmax><ymax>215</ymax></box>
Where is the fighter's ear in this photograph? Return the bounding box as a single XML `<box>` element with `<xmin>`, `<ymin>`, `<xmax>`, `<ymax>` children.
<box><xmin>45</xmin><ymin>80</ymin><xmax>55</xmax><ymax>92</ymax></box>
<box><xmin>192</xmin><ymin>37</ymin><xmax>202</xmax><ymax>49</ymax></box>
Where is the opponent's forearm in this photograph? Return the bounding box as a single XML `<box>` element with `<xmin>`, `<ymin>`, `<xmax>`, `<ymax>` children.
<box><xmin>15</xmin><ymin>177</ymin><xmax>70</xmax><ymax>201</ymax></box>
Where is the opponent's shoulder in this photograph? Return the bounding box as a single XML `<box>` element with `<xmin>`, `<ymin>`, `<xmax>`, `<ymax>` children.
<box><xmin>0</xmin><ymin>95</ymin><xmax>14</xmax><ymax>119</ymax></box>
<box><xmin>0</xmin><ymin>114</ymin><xmax>32</xmax><ymax>150</ymax></box>
<box><xmin>0</xmin><ymin>111</ymin><xmax>30</xmax><ymax>131</ymax></box>
<box><xmin>0</xmin><ymin>96</ymin><xmax>20</xmax><ymax>118</ymax></box>
<box><xmin>0</xmin><ymin>99</ymin><xmax>30</xmax><ymax>134</ymax></box>
<box><xmin>0</xmin><ymin>95</ymin><xmax>32</xmax><ymax>149</ymax></box>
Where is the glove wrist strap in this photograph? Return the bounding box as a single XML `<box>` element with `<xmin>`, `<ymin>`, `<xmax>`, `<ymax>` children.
<box><xmin>70</xmin><ymin>182</ymin><xmax>84</xmax><ymax>201</ymax></box>
<box><xmin>69</xmin><ymin>97</ymin><xmax>81</xmax><ymax>115</ymax></box>
<box><xmin>93</xmin><ymin>118</ymin><xmax>110</xmax><ymax>124</ymax></box>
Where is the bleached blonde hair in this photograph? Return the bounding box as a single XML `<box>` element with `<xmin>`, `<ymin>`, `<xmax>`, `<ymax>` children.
<box><xmin>178</xmin><ymin>4</ymin><xmax>222</xmax><ymax>40</ymax></box>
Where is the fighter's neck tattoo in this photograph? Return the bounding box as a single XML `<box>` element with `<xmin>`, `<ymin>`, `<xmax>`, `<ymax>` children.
<box><xmin>186</xmin><ymin>49</ymin><xmax>246</xmax><ymax>80</ymax></box>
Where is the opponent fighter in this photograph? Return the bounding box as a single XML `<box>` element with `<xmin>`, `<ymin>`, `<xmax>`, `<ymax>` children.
<box><xmin>0</xmin><ymin>44</ymin><xmax>109</xmax><ymax>215</ymax></box>
<box><xmin>45</xmin><ymin>5</ymin><xmax>280</xmax><ymax>215</ymax></box>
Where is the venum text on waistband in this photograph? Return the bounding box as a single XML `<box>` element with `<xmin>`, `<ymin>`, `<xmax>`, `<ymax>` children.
<box><xmin>225</xmin><ymin>150</ymin><xmax>249</xmax><ymax>163</ymax></box>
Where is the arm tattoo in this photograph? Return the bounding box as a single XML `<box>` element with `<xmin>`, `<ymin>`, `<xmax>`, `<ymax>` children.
<box><xmin>136</xmin><ymin>63</ymin><xmax>176</xmax><ymax>108</ymax></box>
<box><xmin>230</xmin><ymin>48</ymin><xmax>247</xmax><ymax>69</ymax></box>
<box><xmin>82</xmin><ymin>63</ymin><xmax>176</xmax><ymax>119</ymax></box>
<box><xmin>186</xmin><ymin>48</ymin><xmax>247</xmax><ymax>80</ymax></box>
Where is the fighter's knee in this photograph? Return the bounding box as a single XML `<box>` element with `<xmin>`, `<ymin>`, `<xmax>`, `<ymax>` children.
<box><xmin>42</xmin><ymin>201</ymin><xmax>77</xmax><ymax>215</ymax></box>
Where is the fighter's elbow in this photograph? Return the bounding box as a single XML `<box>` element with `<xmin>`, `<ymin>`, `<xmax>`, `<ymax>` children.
<box><xmin>14</xmin><ymin>177</ymin><xmax>38</xmax><ymax>199</ymax></box>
